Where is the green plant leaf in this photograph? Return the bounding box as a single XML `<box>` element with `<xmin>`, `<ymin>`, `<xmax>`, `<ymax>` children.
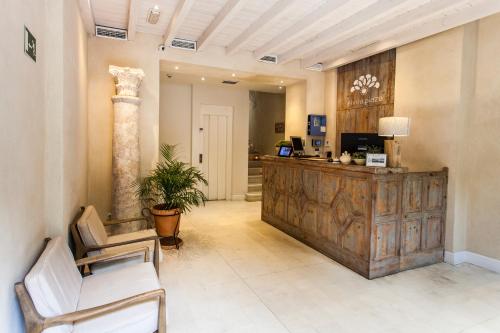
<box><xmin>134</xmin><ymin>144</ymin><xmax>208</xmax><ymax>213</ymax></box>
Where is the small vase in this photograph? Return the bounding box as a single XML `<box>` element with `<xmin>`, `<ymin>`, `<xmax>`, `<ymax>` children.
<box><xmin>339</xmin><ymin>151</ymin><xmax>352</xmax><ymax>165</ymax></box>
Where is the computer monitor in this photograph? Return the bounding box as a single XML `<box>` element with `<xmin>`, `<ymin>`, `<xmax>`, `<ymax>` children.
<box><xmin>290</xmin><ymin>136</ymin><xmax>304</xmax><ymax>153</ymax></box>
<box><xmin>340</xmin><ymin>133</ymin><xmax>385</xmax><ymax>154</ymax></box>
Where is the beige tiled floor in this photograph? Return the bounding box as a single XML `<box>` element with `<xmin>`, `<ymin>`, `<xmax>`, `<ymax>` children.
<box><xmin>160</xmin><ymin>201</ymin><xmax>500</xmax><ymax>333</ymax></box>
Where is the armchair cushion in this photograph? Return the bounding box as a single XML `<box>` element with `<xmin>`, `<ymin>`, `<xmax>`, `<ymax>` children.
<box><xmin>77</xmin><ymin>205</ymin><xmax>108</xmax><ymax>248</ymax></box>
<box><xmin>74</xmin><ymin>262</ymin><xmax>162</xmax><ymax>333</ymax></box>
<box><xmin>106</xmin><ymin>229</ymin><xmax>162</xmax><ymax>259</ymax></box>
<box><xmin>24</xmin><ymin>237</ymin><xmax>83</xmax><ymax>333</ymax></box>
<box><xmin>90</xmin><ymin>229</ymin><xmax>163</xmax><ymax>274</ymax></box>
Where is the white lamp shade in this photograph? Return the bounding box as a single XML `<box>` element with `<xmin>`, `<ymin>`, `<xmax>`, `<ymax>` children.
<box><xmin>378</xmin><ymin>117</ymin><xmax>410</xmax><ymax>137</ymax></box>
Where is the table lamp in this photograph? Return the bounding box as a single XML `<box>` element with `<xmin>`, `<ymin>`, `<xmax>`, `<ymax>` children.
<box><xmin>378</xmin><ymin>117</ymin><xmax>410</xmax><ymax>168</ymax></box>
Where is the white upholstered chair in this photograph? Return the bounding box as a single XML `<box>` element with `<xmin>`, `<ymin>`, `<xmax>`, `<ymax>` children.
<box><xmin>71</xmin><ymin>206</ymin><xmax>162</xmax><ymax>274</ymax></box>
<box><xmin>15</xmin><ymin>237</ymin><xmax>166</xmax><ymax>333</ymax></box>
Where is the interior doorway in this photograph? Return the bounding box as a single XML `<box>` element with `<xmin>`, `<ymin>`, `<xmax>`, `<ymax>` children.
<box><xmin>199</xmin><ymin>105</ymin><xmax>233</xmax><ymax>200</ymax></box>
<box><xmin>245</xmin><ymin>91</ymin><xmax>286</xmax><ymax>202</ymax></box>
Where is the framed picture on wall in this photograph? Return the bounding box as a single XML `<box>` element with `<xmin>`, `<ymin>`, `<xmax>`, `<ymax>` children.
<box><xmin>366</xmin><ymin>153</ymin><xmax>387</xmax><ymax>167</ymax></box>
<box><xmin>275</xmin><ymin>122</ymin><xmax>285</xmax><ymax>133</ymax></box>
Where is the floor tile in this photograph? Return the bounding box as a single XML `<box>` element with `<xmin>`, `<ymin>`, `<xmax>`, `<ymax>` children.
<box><xmin>159</xmin><ymin>201</ymin><xmax>500</xmax><ymax>333</ymax></box>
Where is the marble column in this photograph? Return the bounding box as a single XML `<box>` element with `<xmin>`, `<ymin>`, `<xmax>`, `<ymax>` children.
<box><xmin>109</xmin><ymin>65</ymin><xmax>145</xmax><ymax>221</ymax></box>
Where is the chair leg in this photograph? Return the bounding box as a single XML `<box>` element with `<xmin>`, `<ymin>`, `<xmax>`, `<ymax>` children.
<box><xmin>154</xmin><ymin>239</ymin><xmax>160</xmax><ymax>276</ymax></box>
<box><xmin>158</xmin><ymin>290</ymin><xmax>167</xmax><ymax>333</ymax></box>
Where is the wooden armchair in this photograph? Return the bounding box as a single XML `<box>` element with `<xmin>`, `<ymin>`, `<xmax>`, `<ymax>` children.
<box><xmin>71</xmin><ymin>206</ymin><xmax>162</xmax><ymax>275</ymax></box>
<box><xmin>15</xmin><ymin>237</ymin><xmax>166</xmax><ymax>333</ymax></box>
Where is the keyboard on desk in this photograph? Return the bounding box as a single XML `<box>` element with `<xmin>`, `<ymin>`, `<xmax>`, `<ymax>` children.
<box><xmin>295</xmin><ymin>155</ymin><xmax>318</xmax><ymax>159</ymax></box>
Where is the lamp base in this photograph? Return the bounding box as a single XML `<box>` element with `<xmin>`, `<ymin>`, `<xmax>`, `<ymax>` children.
<box><xmin>384</xmin><ymin>140</ymin><xmax>402</xmax><ymax>168</ymax></box>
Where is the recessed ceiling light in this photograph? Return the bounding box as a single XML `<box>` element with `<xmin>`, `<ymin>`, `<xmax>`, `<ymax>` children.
<box><xmin>201</xmin><ymin>77</ymin><xmax>206</xmax><ymax>81</ymax></box>
<box><xmin>231</xmin><ymin>73</ymin><xmax>236</xmax><ymax>77</ymax></box>
<box><xmin>280</xmin><ymin>80</ymin><xmax>284</xmax><ymax>84</ymax></box>
<box><xmin>174</xmin><ymin>66</ymin><xmax>179</xmax><ymax>70</ymax></box>
<box><xmin>278</xmin><ymin>86</ymin><xmax>283</xmax><ymax>90</ymax></box>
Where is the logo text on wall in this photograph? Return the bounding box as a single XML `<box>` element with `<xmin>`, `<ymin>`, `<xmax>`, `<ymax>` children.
<box><xmin>347</xmin><ymin>74</ymin><xmax>383</xmax><ymax>107</ymax></box>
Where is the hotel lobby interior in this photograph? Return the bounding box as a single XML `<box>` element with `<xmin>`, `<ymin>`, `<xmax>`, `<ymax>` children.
<box><xmin>2</xmin><ymin>0</ymin><xmax>500</xmax><ymax>332</ymax></box>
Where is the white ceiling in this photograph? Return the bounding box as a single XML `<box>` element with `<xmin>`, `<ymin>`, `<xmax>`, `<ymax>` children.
<box><xmin>160</xmin><ymin>60</ymin><xmax>301</xmax><ymax>93</ymax></box>
<box><xmin>80</xmin><ymin>0</ymin><xmax>500</xmax><ymax>69</ymax></box>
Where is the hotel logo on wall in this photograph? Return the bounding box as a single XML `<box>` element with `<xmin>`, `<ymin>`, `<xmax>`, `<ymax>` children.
<box><xmin>348</xmin><ymin>74</ymin><xmax>384</xmax><ymax>107</ymax></box>
<box><xmin>350</xmin><ymin>74</ymin><xmax>380</xmax><ymax>94</ymax></box>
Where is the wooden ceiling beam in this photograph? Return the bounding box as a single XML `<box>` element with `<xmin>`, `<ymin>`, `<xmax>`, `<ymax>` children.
<box><xmin>127</xmin><ymin>0</ymin><xmax>138</xmax><ymax>41</ymax></box>
<box><xmin>197</xmin><ymin>0</ymin><xmax>248</xmax><ymax>51</ymax></box>
<box><xmin>253</xmin><ymin>0</ymin><xmax>348</xmax><ymax>60</ymax></box>
<box><xmin>303</xmin><ymin>0</ymin><xmax>463</xmax><ymax>68</ymax></box>
<box><xmin>226</xmin><ymin>0</ymin><xmax>296</xmax><ymax>55</ymax></box>
<box><xmin>323</xmin><ymin>0</ymin><xmax>500</xmax><ymax>70</ymax></box>
<box><xmin>77</xmin><ymin>0</ymin><xmax>96</xmax><ymax>35</ymax></box>
<box><xmin>163</xmin><ymin>0</ymin><xmax>196</xmax><ymax>46</ymax></box>
<box><xmin>278</xmin><ymin>0</ymin><xmax>421</xmax><ymax>64</ymax></box>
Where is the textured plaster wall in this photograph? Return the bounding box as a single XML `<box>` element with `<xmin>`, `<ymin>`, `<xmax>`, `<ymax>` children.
<box><xmin>0</xmin><ymin>0</ymin><xmax>88</xmax><ymax>331</ymax></box>
<box><xmin>394</xmin><ymin>27</ymin><xmax>465</xmax><ymax>253</ymax></box>
<box><xmin>465</xmin><ymin>13</ymin><xmax>500</xmax><ymax>259</ymax></box>
<box><xmin>394</xmin><ymin>13</ymin><xmax>500</xmax><ymax>259</ymax></box>
<box><xmin>87</xmin><ymin>33</ymin><xmax>160</xmax><ymax>218</ymax></box>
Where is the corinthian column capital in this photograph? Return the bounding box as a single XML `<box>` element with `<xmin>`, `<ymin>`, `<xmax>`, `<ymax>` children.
<box><xmin>109</xmin><ymin>65</ymin><xmax>145</xmax><ymax>97</ymax></box>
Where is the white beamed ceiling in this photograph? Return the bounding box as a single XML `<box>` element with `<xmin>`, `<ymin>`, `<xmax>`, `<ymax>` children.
<box><xmin>83</xmin><ymin>0</ymin><xmax>500</xmax><ymax>69</ymax></box>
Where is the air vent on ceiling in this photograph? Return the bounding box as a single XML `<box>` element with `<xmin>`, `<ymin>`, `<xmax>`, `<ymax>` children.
<box><xmin>95</xmin><ymin>25</ymin><xmax>128</xmax><ymax>40</ymax></box>
<box><xmin>171</xmin><ymin>38</ymin><xmax>197</xmax><ymax>51</ymax></box>
<box><xmin>258</xmin><ymin>55</ymin><xmax>278</xmax><ymax>64</ymax></box>
<box><xmin>305</xmin><ymin>63</ymin><xmax>323</xmax><ymax>71</ymax></box>
<box><xmin>222</xmin><ymin>80</ymin><xmax>239</xmax><ymax>85</ymax></box>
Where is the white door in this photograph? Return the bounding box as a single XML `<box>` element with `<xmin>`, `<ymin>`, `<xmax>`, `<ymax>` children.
<box><xmin>199</xmin><ymin>105</ymin><xmax>233</xmax><ymax>200</ymax></box>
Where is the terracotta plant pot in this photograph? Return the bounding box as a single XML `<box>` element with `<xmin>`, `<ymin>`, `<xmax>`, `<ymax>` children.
<box><xmin>151</xmin><ymin>205</ymin><xmax>181</xmax><ymax>238</ymax></box>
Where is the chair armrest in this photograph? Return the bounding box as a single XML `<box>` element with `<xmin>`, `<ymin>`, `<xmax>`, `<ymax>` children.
<box><xmin>75</xmin><ymin>247</ymin><xmax>149</xmax><ymax>267</ymax></box>
<box><xmin>84</xmin><ymin>235</ymin><xmax>160</xmax><ymax>253</ymax></box>
<box><xmin>104</xmin><ymin>216</ymin><xmax>148</xmax><ymax>226</ymax></box>
<box><xmin>43</xmin><ymin>288</ymin><xmax>166</xmax><ymax>330</ymax></box>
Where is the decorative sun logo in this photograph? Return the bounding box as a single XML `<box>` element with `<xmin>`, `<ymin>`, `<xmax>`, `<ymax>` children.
<box><xmin>350</xmin><ymin>74</ymin><xmax>380</xmax><ymax>95</ymax></box>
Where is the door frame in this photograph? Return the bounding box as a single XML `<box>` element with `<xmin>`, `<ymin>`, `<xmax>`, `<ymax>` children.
<box><xmin>192</xmin><ymin>104</ymin><xmax>233</xmax><ymax>200</ymax></box>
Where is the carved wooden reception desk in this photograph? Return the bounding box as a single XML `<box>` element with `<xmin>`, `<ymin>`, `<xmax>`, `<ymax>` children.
<box><xmin>261</xmin><ymin>156</ymin><xmax>448</xmax><ymax>279</ymax></box>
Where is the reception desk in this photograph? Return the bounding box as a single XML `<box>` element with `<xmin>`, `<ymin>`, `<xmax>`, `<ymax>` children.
<box><xmin>261</xmin><ymin>156</ymin><xmax>448</xmax><ymax>279</ymax></box>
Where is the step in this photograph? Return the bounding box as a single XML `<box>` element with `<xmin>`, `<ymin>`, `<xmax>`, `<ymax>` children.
<box><xmin>248</xmin><ymin>167</ymin><xmax>263</xmax><ymax>176</ymax></box>
<box><xmin>248</xmin><ymin>183</ymin><xmax>262</xmax><ymax>192</ymax></box>
<box><xmin>248</xmin><ymin>175</ymin><xmax>262</xmax><ymax>184</ymax></box>
<box><xmin>248</xmin><ymin>160</ymin><xmax>263</xmax><ymax>168</ymax></box>
<box><xmin>245</xmin><ymin>192</ymin><xmax>262</xmax><ymax>202</ymax></box>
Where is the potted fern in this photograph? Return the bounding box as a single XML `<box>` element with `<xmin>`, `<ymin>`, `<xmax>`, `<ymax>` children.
<box><xmin>135</xmin><ymin>144</ymin><xmax>207</xmax><ymax>248</ymax></box>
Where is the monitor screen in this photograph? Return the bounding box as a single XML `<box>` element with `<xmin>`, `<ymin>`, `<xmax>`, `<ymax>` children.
<box><xmin>291</xmin><ymin>136</ymin><xmax>304</xmax><ymax>152</ymax></box>
<box><xmin>340</xmin><ymin>133</ymin><xmax>385</xmax><ymax>154</ymax></box>
<box><xmin>277</xmin><ymin>146</ymin><xmax>293</xmax><ymax>157</ymax></box>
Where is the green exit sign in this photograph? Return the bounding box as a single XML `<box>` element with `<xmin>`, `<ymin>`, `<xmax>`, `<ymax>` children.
<box><xmin>24</xmin><ymin>26</ymin><xmax>36</xmax><ymax>62</ymax></box>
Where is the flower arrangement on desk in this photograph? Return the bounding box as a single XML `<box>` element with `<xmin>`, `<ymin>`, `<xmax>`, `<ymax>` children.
<box><xmin>353</xmin><ymin>151</ymin><xmax>367</xmax><ymax>165</ymax></box>
<box><xmin>275</xmin><ymin>140</ymin><xmax>292</xmax><ymax>147</ymax></box>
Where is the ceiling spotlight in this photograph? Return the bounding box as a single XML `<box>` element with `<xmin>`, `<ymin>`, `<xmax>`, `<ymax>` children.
<box><xmin>280</xmin><ymin>80</ymin><xmax>284</xmax><ymax>84</ymax></box>
<box><xmin>278</xmin><ymin>86</ymin><xmax>283</xmax><ymax>90</ymax></box>
<box><xmin>201</xmin><ymin>77</ymin><xmax>206</xmax><ymax>81</ymax></box>
<box><xmin>231</xmin><ymin>73</ymin><xmax>236</xmax><ymax>77</ymax></box>
<box><xmin>174</xmin><ymin>66</ymin><xmax>179</xmax><ymax>70</ymax></box>
<box><xmin>147</xmin><ymin>5</ymin><xmax>161</xmax><ymax>24</ymax></box>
